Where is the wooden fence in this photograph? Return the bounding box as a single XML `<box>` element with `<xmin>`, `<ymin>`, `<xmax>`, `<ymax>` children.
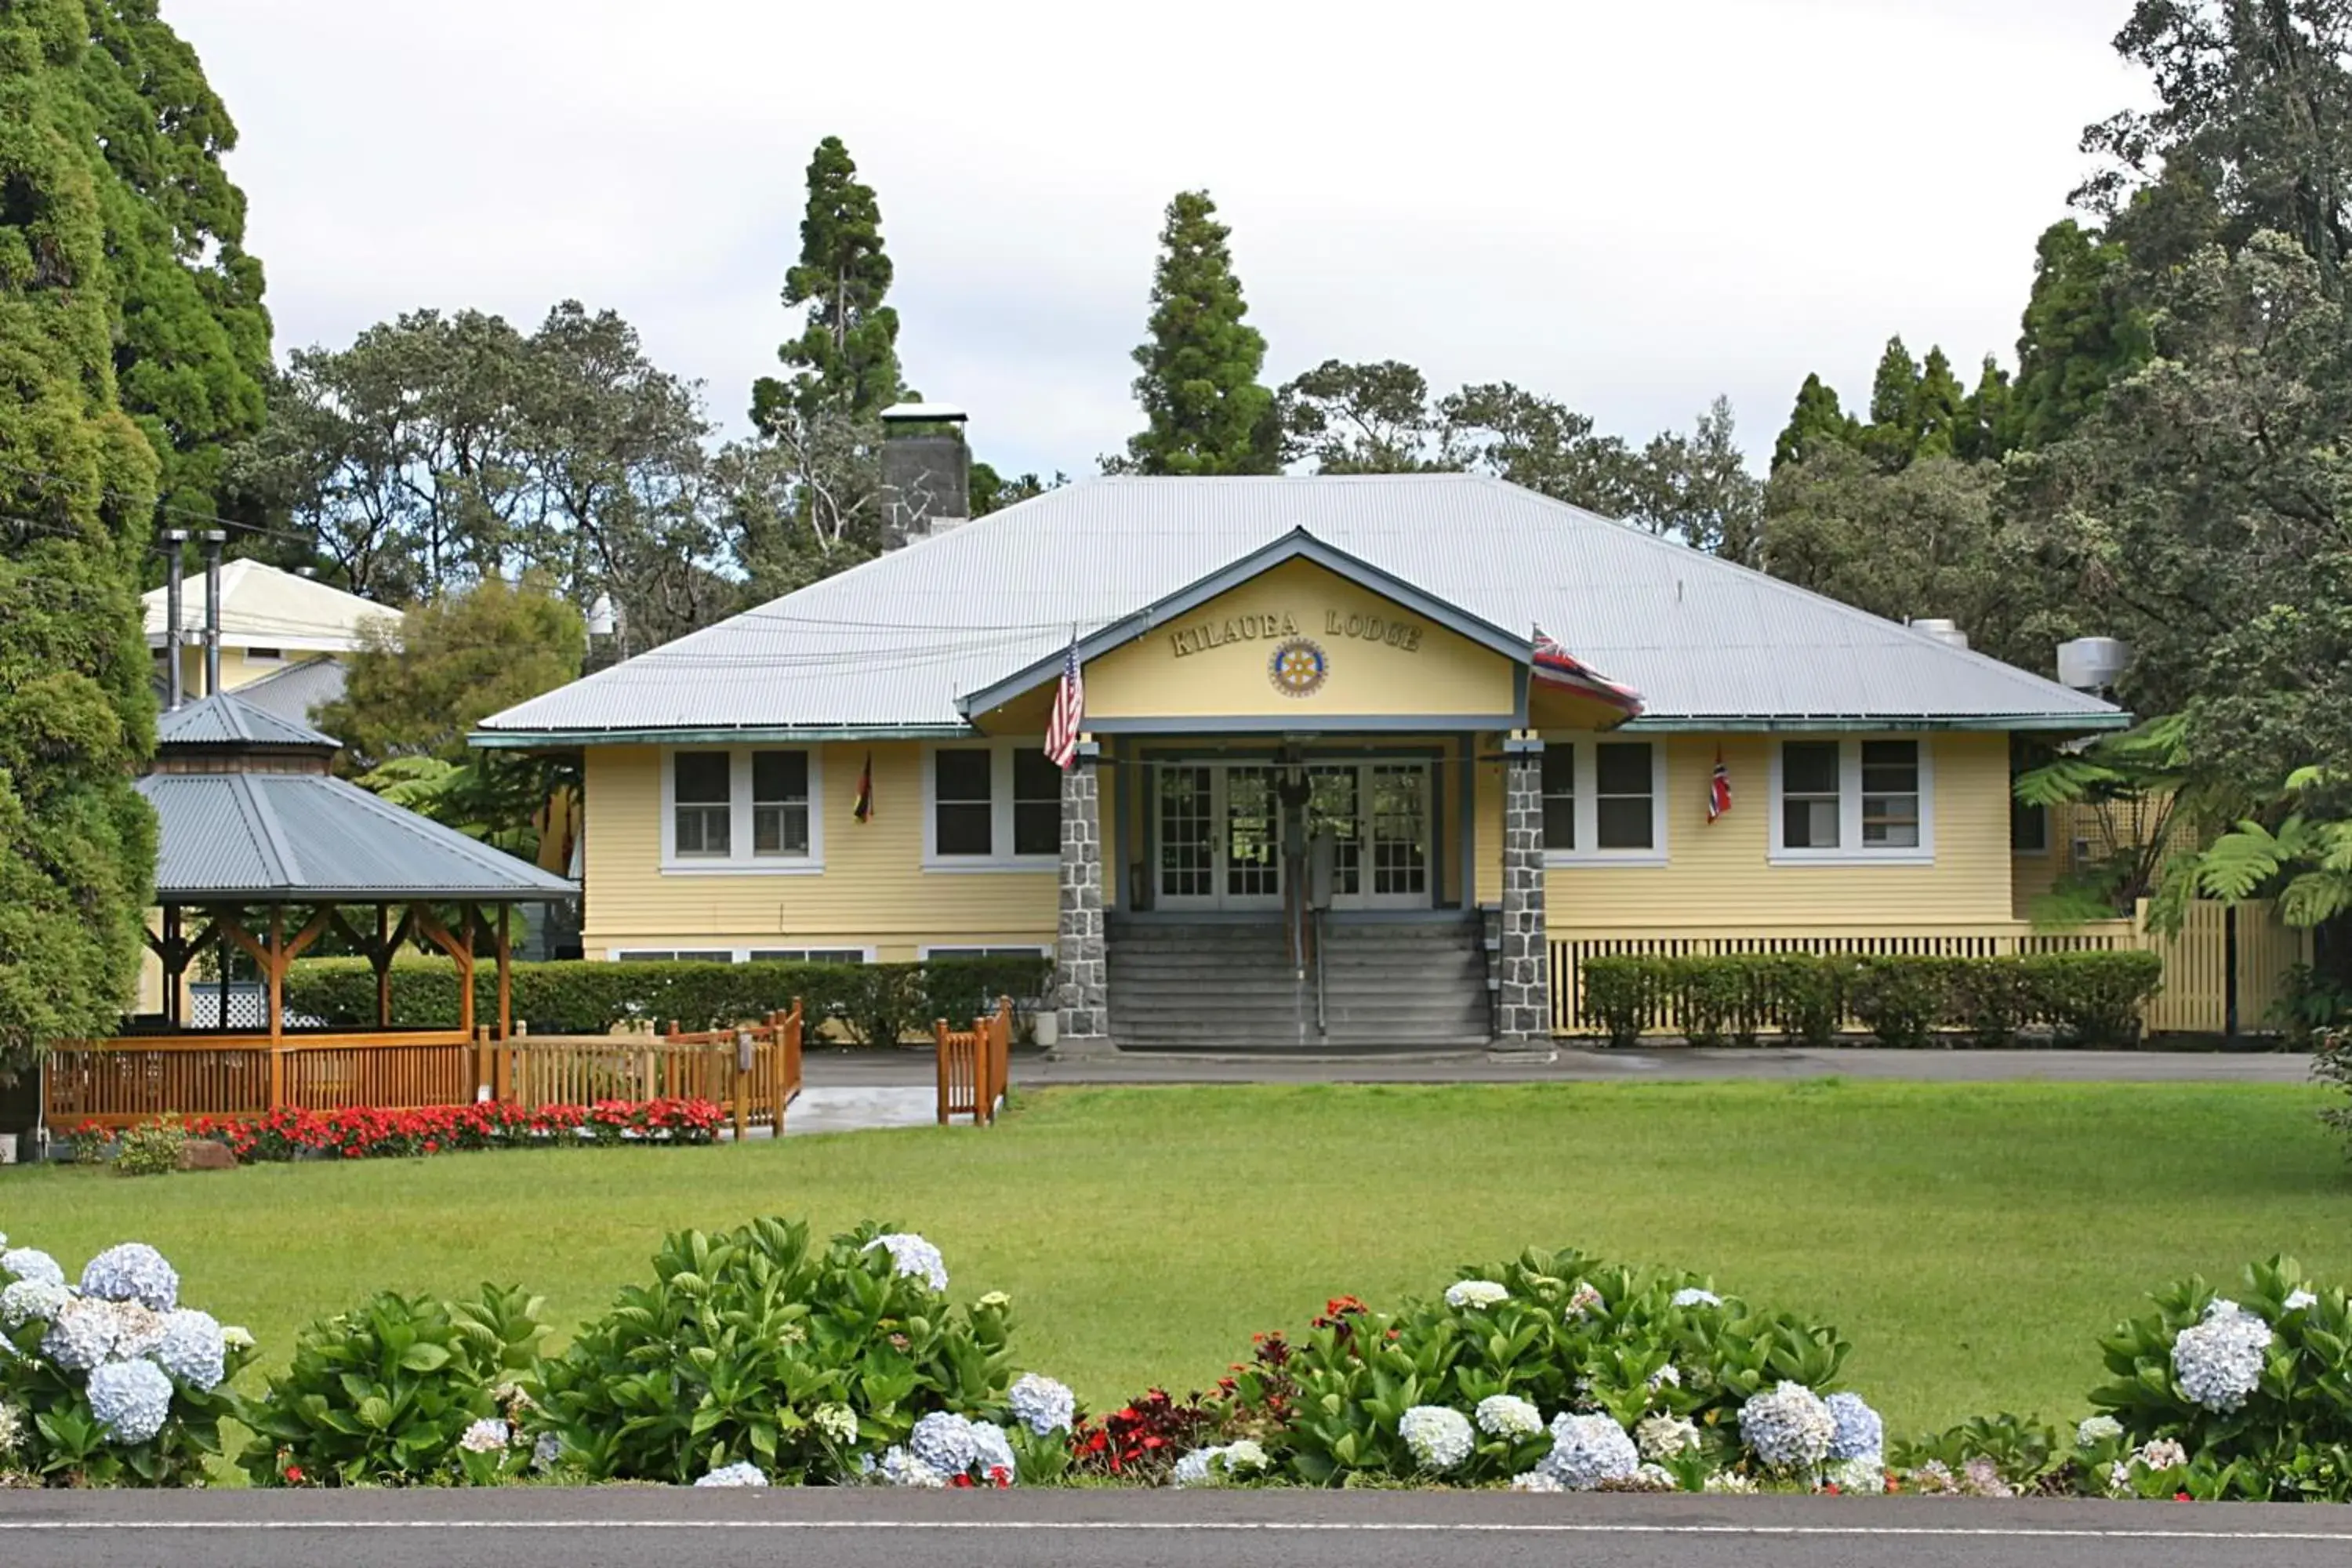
<box><xmin>1548</xmin><ymin>902</ymin><xmax>2307</xmax><ymax>1040</ymax></box>
<box><xmin>42</xmin><ymin>1002</ymin><xmax>805</xmax><ymax>1135</ymax></box>
<box><xmin>935</xmin><ymin>998</ymin><xmax>1011</xmax><ymax>1127</ymax></box>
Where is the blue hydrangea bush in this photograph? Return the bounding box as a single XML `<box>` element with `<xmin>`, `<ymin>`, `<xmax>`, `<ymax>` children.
<box><xmin>0</xmin><ymin>1236</ymin><xmax>256</xmax><ymax>1486</ymax></box>
<box><xmin>532</xmin><ymin>1218</ymin><xmax>1074</xmax><ymax>1486</ymax></box>
<box><xmin>1225</xmin><ymin>1246</ymin><xmax>1871</xmax><ymax>1490</ymax></box>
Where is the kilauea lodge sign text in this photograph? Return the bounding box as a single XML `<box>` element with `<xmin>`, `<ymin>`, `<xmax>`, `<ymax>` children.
<box><xmin>1168</xmin><ymin>608</ymin><xmax>1426</xmax><ymax>658</ymax></box>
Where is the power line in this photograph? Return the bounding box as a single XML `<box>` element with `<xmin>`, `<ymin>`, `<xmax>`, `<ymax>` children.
<box><xmin>0</xmin><ymin>454</ymin><xmax>314</xmax><ymax>546</ymax></box>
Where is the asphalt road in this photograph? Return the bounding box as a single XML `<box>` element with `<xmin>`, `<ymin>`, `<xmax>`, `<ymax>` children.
<box><xmin>5</xmin><ymin>1490</ymin><xmax>2351</xmax><ymax>1568</ymax></box>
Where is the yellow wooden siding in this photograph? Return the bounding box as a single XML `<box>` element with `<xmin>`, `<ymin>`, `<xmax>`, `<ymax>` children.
<box><xmin>174</xmin><ymin>644</ymin><xmax>309</xmax><ymax>695</ymax></box>
<box><xmin>580</xmin><ymin>742</ymin><xmax>1055</xmax><ymax>961</ymax></box>
<box><xmin>1543</xmin><ymin>733</ymin><xmax>2015</xmax><ymax>932</ymax></box>
<box><xmin>1084</xmin><ymin>557</ymin><xmax>1515</xmax><ymax>720</ymax></box>
<box><xmin>2139</xmin><ymin>898</ymin><xmax>2309</xmax><ymax>1034</ymax></box>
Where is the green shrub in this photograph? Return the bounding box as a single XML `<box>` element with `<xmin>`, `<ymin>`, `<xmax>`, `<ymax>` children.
<box><xmin>1578</xmin><ymin>957</ymin><xmax>1656</xmax><ymax>1047</ymax></box>
<box><xmin>235</xmin><ymin>1284</ymin><xmax>548</xmax><ymax>1486</ymax></box>
<box><xmin>2021</xmin><ymin>950</ymin><xmax>2161</xmax><ymax>1047</ymax></box>
<box><xmin>1944</xmin><ymin>962</ymin><xmax>2035</xmax><ymax>1049</ymax></box>
<box><xmin>1673</xmin><ymin>956</ymin><xmax>1761</xmax><ymax>1048</ymax></box>
<box><xmin>1228</xmin><ymin>1247</ymin><xmax>1852</xmax><ymax>1487</ymax></box>
<box><xmin>111</xmin><ymin>1119</ymin><xmax>187</xmax><ymax>1177</ymax></box>
<box><xmin>1890</xmin><ymin>1413</ymin><xmax>2069</xmax><ymax>1494</ymax></box>
<box><xmin>1762</xmin><ymin>954</ymin><xmax>1846</xmax><ymax>1047</ymax></box>
<box><xmin>532</xmin><ymin>1218</ymin><xmax>1031</xmax><ymax>1485</ymax></box>
<box><xmin>1846</xmin><ymin>958</ymin><xmax>1951</xmax><ymax>1048</ymax></box>
<box><xmin>283</xmin><ymin>953</ymin><xmax>1053</xmax><ymax>1044</ymax></box>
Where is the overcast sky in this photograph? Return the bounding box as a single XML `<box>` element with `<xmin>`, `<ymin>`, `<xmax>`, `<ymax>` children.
<box><xmin>172</xmin><ymin>0</ymin><xmax>2147</xmax><ymax>477</ymax></box>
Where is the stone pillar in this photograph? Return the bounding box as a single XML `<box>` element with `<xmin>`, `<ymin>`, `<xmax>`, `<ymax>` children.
<box><xmin>1497</xmin><ymin>735</ymin><xmax>1551</xmax><ymax>1045</ymax></box>
<box><xmin>1052</xmin><ymin>742</ymin><xmax>1115</xmax><ymax>1057</ymax></box>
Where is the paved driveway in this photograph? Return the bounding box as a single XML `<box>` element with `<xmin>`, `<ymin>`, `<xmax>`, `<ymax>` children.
<box><xmin>3</xmin><ymin>1489</ymin><xmax>2347</xmax><ymax>1568</ymax></box>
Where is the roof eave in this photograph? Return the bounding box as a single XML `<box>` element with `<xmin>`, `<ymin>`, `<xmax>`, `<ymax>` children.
<box><xmin>1617</xmin><ymin>711</ymin><xmax>2135</xmax><ymax>734</ymax></box>
<box><xmin>469</xmin><ymin>722</ymin><xmax>983</xmax><ymax>750</ymax></box>
<box><xmin>154</xmin><ymin>884</ymin><xmax>578</xmax><ymax>904</ymax></box>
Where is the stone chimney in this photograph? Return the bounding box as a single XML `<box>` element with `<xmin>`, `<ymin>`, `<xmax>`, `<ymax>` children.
<box><xmin>879</xmin><ymin>402</ymin><xmax>970</xmax><ymax>550</ymax></box>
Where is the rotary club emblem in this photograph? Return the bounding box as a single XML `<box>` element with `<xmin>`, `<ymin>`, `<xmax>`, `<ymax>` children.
<box><xmin>1269</xmin><ymin>637</ymin><xmax>1329</xmax><ymax>698</ymax></box>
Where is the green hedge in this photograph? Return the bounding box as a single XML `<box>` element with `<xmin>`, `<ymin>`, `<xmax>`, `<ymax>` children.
<box><xmin>1577</xmin><ymin>950</ymin><xmax>2165</xmax><ymax>1050</ymax></box>
<box><xmin>283</xmin><ymin>954</ymin><xmax>1055</xmax><ymax>1047</ymax></box>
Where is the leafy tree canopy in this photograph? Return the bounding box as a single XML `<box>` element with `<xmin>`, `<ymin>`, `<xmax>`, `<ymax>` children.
<box><xmin>0</xmin><ymin>0</ymin><xmax>163</xmax><ymax>1073</ymax></box>
<box><xmin>1121</xmin><ymin>190</ymin><xmax>1276</xmax><ymax>475</ymax></box>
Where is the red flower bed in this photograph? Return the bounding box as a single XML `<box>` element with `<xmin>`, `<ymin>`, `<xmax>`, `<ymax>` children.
<box><xmin>74</xmin><ymin>1098</ymin><xmax>728</xmax><ymax>1164</ymax></box>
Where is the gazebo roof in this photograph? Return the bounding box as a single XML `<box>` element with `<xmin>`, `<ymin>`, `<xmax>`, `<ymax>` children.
<box><xmin>137</xmin><ymin>771</ymin><xmax>579</xmax><ymax>903</ymax></box>
<box><xmin>155</xmin><ymin>691</ymin><xmax>339</xmax><ymax>751</ymax></box>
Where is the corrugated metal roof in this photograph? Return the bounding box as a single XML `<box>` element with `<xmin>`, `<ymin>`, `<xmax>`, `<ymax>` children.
<box><xmin>226</xmin><ymin>657</ymin><xmax>348</xmax><ymax>729</ymax></box>
<box><xmin>137</xmin><ymin>772</ymin><xmax>577</xmax><ymax>902</ymax></box>
<box><xmin>477</xmin><ymin>475</ymin><xmax>2124</xmax><ymax>739</ymax></box>
<box><xmin>156</xmin><ymin>692</ymin><xmax>339</xmax><ymax>750</ymax></box>
<box><xmin>143</xmin><ymin>559</ymin><xmax>399</xmax><ymax>651</ymax></box>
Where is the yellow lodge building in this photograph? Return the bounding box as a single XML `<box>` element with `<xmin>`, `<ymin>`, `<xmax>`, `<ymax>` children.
<box><xmin>474</xmin><ymin>451</ymin><xmax>2132</xmax><ymax>1054</ymax></box>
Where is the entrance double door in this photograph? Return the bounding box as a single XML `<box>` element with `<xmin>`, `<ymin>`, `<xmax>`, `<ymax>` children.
<box><xmin>1154</xmin><ymin>760</ymin><xmax>1431</xmax><ymax>911</ymax></box>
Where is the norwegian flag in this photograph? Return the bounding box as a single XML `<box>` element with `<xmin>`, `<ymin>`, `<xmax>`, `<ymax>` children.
<box><xmin>1530</xmin><ymin>625</ymin><xmax>1643</xmax><ymax>713</ymax></box>
<box><xmin>1708</xmin><ymin>746</ymin><xmax>1733</xmax><ymax>822</ymax></box>
<box><xmin>1044</xmin><ymin>639</ymin><xmax>1086</xmax><ymax>771</ymax></box>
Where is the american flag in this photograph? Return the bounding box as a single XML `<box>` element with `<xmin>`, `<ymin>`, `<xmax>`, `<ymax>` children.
<box><xmin>1044</xmin><ymin>639</ymin><xmax>1085</xmax><ymax>770</ymax></box>
<box><xmin>1530</xmin><ymin>625</ymin><xmax>1643</xmax><ymax>713</ymax></box>
<box><xmin>1708</xmin><ymin>745</ymin><xmax>1732</xmax><ymax>822</ymax></box>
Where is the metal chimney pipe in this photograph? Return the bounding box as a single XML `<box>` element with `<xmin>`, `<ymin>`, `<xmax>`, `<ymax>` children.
<box><xmin>160</xmin><ymin>528</ymin><xmax>187</xmax><ymax>710</ymax></box>
<box><xmin>200</xmin><ymin>531</ymin><xmax>225</xmax><ymax>698</ymax></box>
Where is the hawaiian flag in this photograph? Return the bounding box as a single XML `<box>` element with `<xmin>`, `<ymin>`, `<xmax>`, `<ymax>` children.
<box><xmin>853</xmin><ymin>752</ymin><xmax>874</xmax><ymax>823</ymax></box>
<box><xmin>1530</xmin><ymin>625</ymin><xmax>1643</xmax><ymax>714</ymax></box>
<box><xmin>1708</xmin><ymin>746</ymin><xmax>1733</xmax><ymax>822</ymax></box>
<box><xmin>1044</xmin><ymin>639</ymin><xmax>1086</xmax><ymax>770</ymax></box>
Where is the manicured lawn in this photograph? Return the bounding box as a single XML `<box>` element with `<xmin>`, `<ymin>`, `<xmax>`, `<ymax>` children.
<box><xmin>4</xmin><ymin>1080</ymin><xmax>2347</xmax><ymax>1440</ymax></box>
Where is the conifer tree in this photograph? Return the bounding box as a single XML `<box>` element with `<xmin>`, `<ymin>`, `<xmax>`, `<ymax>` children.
<box><xmin>1907</xmin><ymin>346</ymin><xmax>1969</xmax><ymax>460</ymax></box>
<box><xmin>750</xmin><ymin>136</ymin><xmax>903</xmax><ymax>430</ymax></box>
<box><xmin>1769</xmin><ymin>372</ymin><xmax>1857</xmax><ymax>470</ymax></box>
<box><xmin>1122</xmin><ymin>190</ymin><xmax>1276</xmax><ymax>475</ymax></box>
<box><xmin>0</xmin><ymin>0</ymin><xmax>163</xmax><ymax>1075</ymax></box>
<box><xmin>1859</xmin><ymin>336</ymin><xmax>1925</xmax><ymax>470</ymax></box>
<box><xmin>2005</xmin><ymin>220</ymin><xmax>2151</xmax><ymax>451</ymax></box>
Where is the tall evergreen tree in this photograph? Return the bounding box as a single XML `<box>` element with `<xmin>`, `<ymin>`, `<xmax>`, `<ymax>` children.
<box><xmin>2005</xmin><ymin>220</ymin><xmax>2152</xmax><ymax>451</ymax></box>
<box><xmin>750</xmin><ymin>136</ymin><xmax>902</xmax><ymax>430</ymax></box>
<box><xmin>0</xmin><ymin>0</ymin><xmax>163</xmax><ymax>1075</ymax></box>
<box><xmin>1770</xmin><ymin>372</ymin><xmax>1857</xmax><ymax>470</ymax></box>
<box><xmin>1122</xmin><ymin>190</ymin><xmax>1276</xmax><ymax>475</ymax></box>
<box><xmin>77</xmin><ymin>0</ymin><xmax>270</xmax><ymax>526</ymax></box>
<box><xmin>1956</xmin><ymin>355</ymin><xmax>2014</xmax><ymax>462</ymax></box>
<box><xmin>1908</xmin><ymin>346</ymin><xmax>1969</xmax><ymax>460</ymax></box>
<box><xmin>1860</xmin><ymin>336</ymin><xmax>1925</xmax><ymax>470</ymax></box>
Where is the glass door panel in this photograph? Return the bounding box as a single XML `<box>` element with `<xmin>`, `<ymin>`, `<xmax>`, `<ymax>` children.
<box><xmin>1156</xmin><ymin>765</ymin><xmax>1215</xmax><ymax>906</ymax></box>
<box><xmin>1222</xmin><ymin>765</ymin><xmax>1283</xmax><ymax>907</ymax></box>
<box><xmin>1305</xmin><ymin>765</ymin><xmax>1363</xmax><ymax>901</ymax></box>
<box><xmin>1367</xmin><ymin>764</ymin><xmax>1430</xmax><ymax>906</ymax></box>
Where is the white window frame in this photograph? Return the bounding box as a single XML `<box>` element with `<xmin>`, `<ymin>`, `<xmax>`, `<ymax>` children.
<box><xmin>1541</xmin><ymin>735</ymin><xmax>1670</xmax><ymax>868</ymax></box>
<box><xmin>608</xmin><ymin>944</ymin><xmax>877</xmax><ymax>963</ymax></box>
<box><xmin>659</xmin><ymin>746</ymin><xmax>826</xmax><ymax>875</ymax></box>
<box><xmin>921</xmin><ymin>739</ymin><xmax>1061</xmax><ymax>872</ymax></box>
<box><xmin>915</xmin><ymin>943</ymin><xmax>1057</xmax><ymax>960</ymax></box>
<box><xmin>1768</xmin><ymin>736</ymin><xmax>1936</xmax><ymax>866</ymax></box>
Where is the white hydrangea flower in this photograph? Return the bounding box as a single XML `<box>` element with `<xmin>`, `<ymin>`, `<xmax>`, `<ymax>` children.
<box><xmin>1444</xmin><ymin>1279</ymin><xmax>1509</xmax><ymax>1309</ymax></box>
<box><xmin>907</xmin><ymin>1411</ymin><xmax>978</xmax><ymax>1475</ymax></box>
<box><xmin>1007</xmin><ymin>1374</ymin><xmax>1076</xmax><ymax>1437</ymax></box>
<box><xmin>695</xmin><ymin>1460</ymin><xmax>769</xmax><ymax>1487</ymax></box>
<box><xmin>1399</xmin><ymin>1406</ymin><xmax>1475</xmax><ymax>1472</ymax></box>
<box><xmin>458</xmin><ymin>1417</ymin><xmax>511</xmax><ymax>1454</ymax></box>
<box><xmin>1508</xmin><ymin>1468</ymin><xmax>1565</xmax><ymax>1492</ymax></box>
<box><xmin>1221</xmin><ymin>1439</ymin><xmax>1269</xmax><ymax>1476</ymax></box>
<box><xmin>1826</xmin><ymin>1454</ymin><xmax>1886</xmax><ymax>1494</ymax></box>
<box><xmin>1671</xmin><ymin>1287</ymin><xmax>1722</xmax><ymax>1308</ymax></box>
<box><xmin>1647</xmin><ymin>1364</ymin><xmax>1682</xmax><ymax>1392</ymax></box>
<box><xmin>968</xmin><ymin>1421</ymin><xmax>1018</xmax><ymax>1482</ymax></box>
<box><xmin>1824</xmin><ymin>1392</ymin><xmax>1883</xmax><ymax>1462</ymax></box>
<box><xmin>2204</xmin><ymin>1297</ymin><xmax>2241</xmax><ymax>1320</ymax></box>
<box><xmin>1</xmin><ymin>1249</ymin><xmax>64</xmax><ymax>1288</ymax></box>
<box><xmin>87</xmin><ymin>1358</ymin><xmax>174</xmax><ymax>1445</ymax></box>
<box><xmin>105</xmin><ymin>1302</ymin><xmax>170</xmax><ymax>1362</ymax></box>
<box><xmin>862</xmin><ymin>1234</ymin><xmax>948</xmax><ymax>1292</ymax></box>
<box><xmin>221</xmin><ymin>1325</ymin><xmax>254</xmax><ymax>1350</ymax></box>
<box><xmin>1539</xmin><ymin>1412</ymin><xmax>1639</xmax><ymax>1490</ymax></box>
<box><xmin>1171</xmin><ymin>1446</ymin><xmax>1218</xmax><ymax>1487</ymax></box>
<box><xmin>879</xmin><ymin>1445</ymin><xmax>946</xmax><ymax>1487</ymax></box>
<box><xmin>2104</xmin><ymin>1459</ymin><xmax>2132</xmax><ymax>1495</ymax></box>
<box><xmin>2172</xmin><ymin>1306</ymin><xmax>2272</xmax><ymax>1413</ymax></box>
<box><xmin>813</xmin><ymin>1402</ymin><xmax>860</xmax><ymax>1446</ymax></box>
<box><xmin>2135</xmin><ymin>1438</ymin><xmax>2189</xmax><ymax>1471</ymax></box>
<box><xmin>79</xmin><ymin>1243</ymin><xmax>178</xmax><ymax>1312</ymax></box>
<box><xmin>2285</xmin><ymin>1289</ymin><xmax>2318</xmax><ymax>1313</ymax></box>
<box><xmin>0</xmin><ymin>1277</ymin><xmax>70</xmax><ymax>1330</ymax></box>
<box><xmin>532</xmin><ymin>1432</ymin><xmax>562</xmax><ymax>1472</ymax></box>
<box><xmin>1635</xmin><ymin>1413</ymin><xmax>1700</xmax><ymax>1460</ymax></box>
<box><xmin>1563</xmin><ymin>1281</ymin><xmax>1605</xmax><ymax>1319</ymax></box>
<box><xmin>1475</xmin><ymin>1393</ymin><xmax>1544</xmax><ymax>1439</ymax></box>
<box><xmin>42</xmin><ymin>1296</ymin><xmax>120</xmax><ymax>1371</ymax></box>
<box><xmin>0</xmin><ymin>1401</ymin><xmax>22</xmax><ymax>1455</ymax></box>
<box><xmin>2075</xmin><ymin>1415</ymin><xmax>2124</xmax><ymax>1448</ymax></box>
<box><xmin>1960</xmin><ymin>1456</ymin><xmax>2013</xmax><ymax>1498</ymax></box>
<box><xmin>1738</xmin><ymin>1382</ymin><xmax>1835</xmax><ymax>1472</ymax></box>
<box><xmin>1703</xmin><ymin>1469</ymin><xmax>1759</xmax><ymax>1494</ymax></box>
<box><xmin>1624</xmin><ymin>1462</ymin><xmax>1679</xmax><ymax>1492</ymax></box>
<box><xmin>149</xmin><ymin>1308</ymin><xmax>227</xmax><ymax>1391</ymax></box>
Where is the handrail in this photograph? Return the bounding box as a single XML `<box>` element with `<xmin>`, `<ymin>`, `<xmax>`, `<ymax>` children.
<box><xmin>1313</xmin><ymin>908</ymin><xmax>1328</xmax><ymax>1036</ymax></box>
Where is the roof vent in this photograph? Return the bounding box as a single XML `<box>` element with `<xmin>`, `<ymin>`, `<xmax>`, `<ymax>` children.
<box><xmin>1907</xmin><ymin>617</ymin><xmax>1969</xmax><ymax>651</ymax></box>
<box><xmin>2056</xmin><ymin>637</ymin><xmax>2130</xmax><ymax>693</ymax></box>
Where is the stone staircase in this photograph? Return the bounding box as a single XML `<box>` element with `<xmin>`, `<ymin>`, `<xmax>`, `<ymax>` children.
<box><xmin>1105</xmin><ymin>917</ymin><xmax>1491</xmax><ymax>1053</ymax></box>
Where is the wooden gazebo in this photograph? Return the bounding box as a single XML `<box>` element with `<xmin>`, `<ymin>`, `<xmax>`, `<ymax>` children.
<box><xmin>43</xmin><ymin>694</ymin><xmax>578</xmax><ymax>1127</ymax></box>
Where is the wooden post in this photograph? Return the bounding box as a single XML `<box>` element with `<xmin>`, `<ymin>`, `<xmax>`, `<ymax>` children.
<box><xmin>162</xmin><ymin>906</ymin><xmax>181</xmax><ymax>1027</ymax></box>
<box><xmin>474</xmin><ymin>1025</ymin><xmax>493</xmax><ymax>1102</ymax></box>
<box><xmin>375</xmin><ymin>905</ymin><xmax>392</xmax><ymax>1028</ymax></box>
<box><xmin>731</xmin><ymin>1028</ymin><xmax>749</xmax><ymax>1145</ymax></box>
<box><xmin>456</xmin><ymin>905</ymin><xmax>477</xmax><ymax>1039</ymax></box>
<box><xmin>934</xmin><ymin>1019</ymin><xmax>950</xmax><ymax>1125</ymax></box>
<box><xmin>267</xmin><ymin>907</ymin><xmax>285</xmax><ymax>1047</ymax></box>
<box><xmin>494</xmin><ymin>904</ymin><xmax>514</xmax><ymax>1068</ymax></box>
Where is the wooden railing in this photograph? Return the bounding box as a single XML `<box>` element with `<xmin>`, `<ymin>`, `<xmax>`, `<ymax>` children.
<box><xmin>44</xmin><ymin>1003</ymin><xmax>806</xmax><ymax>1135</ymax></box>
<box><xmin>936</xmin><ymin>997</ymin><xmax>1011</xmax><ymax>1127</ymax></box>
